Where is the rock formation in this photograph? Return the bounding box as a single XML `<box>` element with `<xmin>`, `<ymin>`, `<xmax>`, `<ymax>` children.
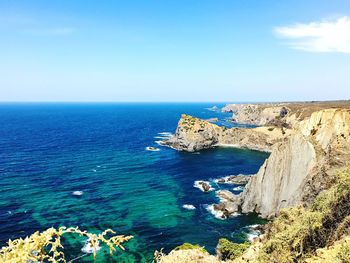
<box><xmin>222</xmin><ymin>103</ymin><xmax>289</xmax><ymax>126</ymax></box>
<box><xmin>241</xmin><ymin>133</ymin><xmax>317</xmax><ymax>218</ymax></box>
<box><xmin>163</xmin><ymin>114</ymin><xmax>290</xmax><ymax>152</ymax></box>
<box><xmin>215</xmin><ymin>175</ymin><xmax>252</xmax><ymax>185</ymax></box>
<box><xmin>164</xmin><ymin>104</ymin><xmax>350</xmax><ymax>219</ymax></box>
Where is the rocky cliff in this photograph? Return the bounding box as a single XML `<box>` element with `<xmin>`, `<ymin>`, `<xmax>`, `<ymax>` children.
<box><xmin>164</xmin><ymin>106</ymin><xmax>350</xmax><ymax>219</ymax></box>
<box><xmin>222</xmin><ymin>103</ymin><xmax>289</xmax><ymax>126</ymax></box>
<box><xmin>163</xmin><ymin>114</ymin><xmax>290</xmax><ymax>152</ymax></box>
<box><xmin>222</xmin><ymin>101</ymin><xmax>350</xmax><ymax>127</ymax></box>
<box><xmin>241</xmin><ymin>133</ymin><xmax>317</xmax><ymax>218</ymax></box>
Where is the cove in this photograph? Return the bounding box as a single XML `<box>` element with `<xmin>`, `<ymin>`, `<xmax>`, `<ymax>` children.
<box><xmin>0</xmin><ymin>103</ymin><xmax>269</xmax><ymax>262</ymax></box>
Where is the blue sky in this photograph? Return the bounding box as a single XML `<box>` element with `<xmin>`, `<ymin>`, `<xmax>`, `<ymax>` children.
<box><xmin>0</xmin><ymin>0</ymin><xmax>350</xmax><ymax>102</ymax></box>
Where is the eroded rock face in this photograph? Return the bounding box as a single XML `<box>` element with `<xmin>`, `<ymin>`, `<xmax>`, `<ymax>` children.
<box><xmin>164</xmin><ymin>114</ymin><xmax>221</xmax><ymax>152</ymax></box>
<box><xmin>241</xmin><ymin>109</ymin><xmax>350</xmax><ymax>218</ymax></box>
<box><xmin>215</xmin><ymin>175</ymin><xmax>251</xmax><ymax>185</ymax></box>
<box><xmin>221</xmin><ymin>103</ymin><xmax>290</xmax><ymax>126</ymax></box>
<box><xmin>165</xmin><ymin>107</ymin><xmax>350</xmax><ymax>219</ymax></box>
<box><xmin>163</xmin><ymin>114</ymin><xmax>288</xmax><ymax>152</ymax></box>
<box><xmin>213</xmin><ymin>190</ymin><xmax>242</xmax><ymax>219</ymax></box>
<box><xmin>241</xmin><ymin>134</ymin><xmax>317</xmax><ymax>218</ymax></box>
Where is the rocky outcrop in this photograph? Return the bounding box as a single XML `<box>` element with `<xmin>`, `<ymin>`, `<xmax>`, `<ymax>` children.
<box><xmin>163</xmin><ymin>114</ymin><xmax>222</xmax><ymax>152</ymax></box>
<box><xmin>222</xmin><ymin>103</ymin><xmax>289</xmax><ymax>126</ymax></box>
<box><xmin>215</xmin><ymin>175</ymin><xmax>252</xmax><ymax>185</ymax></box>
<box><xmin>163</xmin><ymin>114</ymin><xmax>289</xmax><ymax>152</ymax></box>
<box><xmin>214</xmin><ymin>190</ymin><xmax>242</xmax><ymax>218</ymax></box>
<box><xmin>155</xmin><ymin>248</ymin><xmax>222</xmax><ymax>263</ymax></box>
<box><xmin>165</xmin><ymin>106</ymin><xmax>350</xmax><ymax>219</ymax></box>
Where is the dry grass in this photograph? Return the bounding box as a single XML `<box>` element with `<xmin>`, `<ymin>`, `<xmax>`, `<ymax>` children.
<box><xmin>0</xmin><ymin>226</ymin><xmax>133</xmax><ymax>263</ymax></box>
<box><xmin>154</xmin><ymin>248</ymin><xmax>222</xmax><ymax>263</ymax></box>
<box><xmin>257</xmin><ymin>166</ymin><xmax>350</xmax><ymax>262</ymax></box>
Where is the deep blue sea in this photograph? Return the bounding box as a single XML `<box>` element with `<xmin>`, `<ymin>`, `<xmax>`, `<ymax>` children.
<box><xmin>0</xmin><ymin>103</ymin><xmax>268</xmax><ymax>262</ymax></box>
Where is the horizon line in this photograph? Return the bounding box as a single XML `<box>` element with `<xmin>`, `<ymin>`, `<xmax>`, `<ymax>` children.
<box><xmin>0</xmin><ymin>99</ymin><xmax>349</xmax><ymax>104</ymax></box>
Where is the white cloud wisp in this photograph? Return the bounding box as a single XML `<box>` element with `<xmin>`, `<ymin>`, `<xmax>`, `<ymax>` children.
<box><xmin>275</xmin><ymin>16</ymin><xmax>350</xmax><ymax>53</ymax></box>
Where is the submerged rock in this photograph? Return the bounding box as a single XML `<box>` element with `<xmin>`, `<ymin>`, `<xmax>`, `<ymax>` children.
<box><xmin>145</xmin><ymin>146</ymin><xmax>160</xmax><ymax>151</ymax></box>
<box><xmin>194</xmin><ymin>181</ymin><xmax>214</xmax><ymax>192</ymax></box>
<box><xmin>210</xmin><ymin>190</ymin><xmax>242</xmax><ymax>219</ymax></box>
<box><xmin>207</xmin><ymin>106</ymin><xmax>219</xmax><ymax>112</ymax></box>
<box><xmin>215</xmin><ymin>174</ymin><xmax>252</xmax><ymax>185</ymax></box>
<box><xmin>205</xmin><ymin>117</ymin><xmax>219</xmax><ymax>123</ymax></box>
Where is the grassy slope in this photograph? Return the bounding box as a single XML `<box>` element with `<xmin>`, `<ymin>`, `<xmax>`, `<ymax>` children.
<box><xmin>254</xmin><ymin>166</ymin><xmax>350</xmax><ymax>263</ymax></box>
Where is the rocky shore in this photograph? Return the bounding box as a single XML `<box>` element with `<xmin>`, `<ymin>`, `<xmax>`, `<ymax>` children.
<box><xmin>163</xmin><ymin>101</ymin><xmax>350</xmax><ymax>219</ymax></box>
<box><xmin>163</xmin><ymin>114</ymin><xmax>291</xmax><ymax>152</ymax></box>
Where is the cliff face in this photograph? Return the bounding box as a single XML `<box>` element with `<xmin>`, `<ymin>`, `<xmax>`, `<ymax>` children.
<box><xmin>165</xmin><ymin>107</ymin><xmax>350</xmax><ymax>219</ymax></box>
<box><xmin>164</xmin><ymin>114</ymin><xmax>221</xmax><ymax>152</ymax></box>
<box><xmin>242</xmin><ymin>109</ymin><xmax>350</xmax><ymax>218</ymax></box>
<box><xmin>164</xmin><ymin>114</ymin><xmax>289</xmax><ymax>152</ymax></box>
<box><xmin>241</xmin><ymin>134</ymin><xmax>317</xmax><ymax>218</ymax></box>
<box><xmin>222</xmin><ymin>104</ymin><xmax>289</xmax><ymax>126</ymax></box>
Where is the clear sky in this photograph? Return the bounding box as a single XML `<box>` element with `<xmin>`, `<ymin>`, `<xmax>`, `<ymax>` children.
<box><xmin>1</xmin><ymin>0</ymin><xmax>350</xmax><ymax>102</ymax></box>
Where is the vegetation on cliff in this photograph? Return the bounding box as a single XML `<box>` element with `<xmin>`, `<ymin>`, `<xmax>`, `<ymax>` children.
<box><xmin>174</xmin><ymin>243</ymin><xmax>208</xmax><ymax>254</ymax></box>
<box><xmin>217</xmin><ymin>238</ymin><xmax>250</xmax><ymax>261</ymax></box>
<box><xmin>155</xmin><ymin>166</ymin><xmax>350</xmax><ymax>262</ymax></box>
<box><xmin>0</xmin><ymin>227</ymin><xmax>133</xmax><ymax>262</ymax></box>
<box><xmin>256</xmin><ymin>166</ymin><xmax>350</xmax><ymax>262</ymax></box>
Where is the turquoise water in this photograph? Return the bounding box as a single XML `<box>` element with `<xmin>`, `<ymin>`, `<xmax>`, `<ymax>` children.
<box><xmin>0</xmin><ymin>103</ymin><xmax>268</xmax><ymax>262</ymax></box>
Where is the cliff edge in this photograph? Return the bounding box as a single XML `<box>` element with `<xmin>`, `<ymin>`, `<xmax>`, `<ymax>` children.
<box><xmin>164</xmin><ymin>114</ymin><xmax>290</xmax><ymax>153</ymax></box>
<box><xmin>163</xmin><ymin>104</ymin><xmax>350</xmax><ymax>219</ymax></box>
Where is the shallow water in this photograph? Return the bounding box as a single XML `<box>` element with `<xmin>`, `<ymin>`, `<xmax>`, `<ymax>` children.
<box><xmin>0</xmin><ymin>103</ymin><xmax>268</xmax><ymax>262</ymax></box>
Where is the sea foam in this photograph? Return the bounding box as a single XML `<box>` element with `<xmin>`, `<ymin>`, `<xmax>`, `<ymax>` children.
<box><xmin>193</xmin><ymin>181</ymin><xmax>215</xmax><ymax>192</ymax></box>
<box><xmin>182</xmin><ymin>204</ymin><xmax>196</xmax><ymax>210</ymax></box>
<box><xmin>233</xmin><ymin>186</ymin><xmax>244</xmax><ymax>191</ymax></box>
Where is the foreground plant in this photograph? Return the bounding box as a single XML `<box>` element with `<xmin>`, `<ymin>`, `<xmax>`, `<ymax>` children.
<box><xmin>0</xmin><ymin>226</ymin><xmax>133</xmax><ymax>263</ymax></box>
<box><xmin>257</xmin><ymin>166</ymin><xmax>350</xmax><ymax>262</ymax></box>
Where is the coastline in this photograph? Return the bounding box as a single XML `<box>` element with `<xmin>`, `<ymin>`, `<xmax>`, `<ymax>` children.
<box><xmin>162</xmin><ymin>101</ymin><xmax>350</xmax><ymax>219</ymax></box>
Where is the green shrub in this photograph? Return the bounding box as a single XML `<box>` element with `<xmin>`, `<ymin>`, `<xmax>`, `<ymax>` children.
<box><xmin>174</xmin><ymin>243</ymin><xmax>207</xmax><ymax>254</ymax></box>
<box><xmin>217</xmin><ymin>238</ymin><xmax>250</xmax><ymax>260</ymax></box>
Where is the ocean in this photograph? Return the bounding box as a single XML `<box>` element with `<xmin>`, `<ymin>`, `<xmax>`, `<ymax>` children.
<box><xmin>0</xmin><ymin>103</ymin><xmax>268</xmax><ymax>262</ymax></box>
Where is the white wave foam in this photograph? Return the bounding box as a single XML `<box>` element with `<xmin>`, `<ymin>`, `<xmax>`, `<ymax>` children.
<box><xmin>158</xmin><ymin>132</ymin><xmax>173</xmax><ymax>137</ymax></box>
<box><xmin>145</xmin><ymin>147</ymin><xmax>160</xmax><ymax>151</ymax></box>
<box><xmin>247</xmin><ymin>230</ymin><xmax>260</xmax><ymax>242</ymax></box>
<box><xmin>154</xmin><ymin>136</ymin><xmax>168</xmax><ymax>139</ymax></box>
<box><xmin>205</xmin><ymin>204</ymin><xmax>224</xmax><ymax>220</ymax></box>
<box><xmin>206</xmin><ymin>204</ymin><xmax>241</xmax><ymax>220</ymax></box>
<box><xmin>214</xmin><ymin>174</ymin><xmax>251</xmax><ymax>185</ymax></box>
<box><xmin>81</xmin><ymin>238</ymin><xmax>101</xmax><ymax>254</ymax></box>
<box><xmin>72</xmin><ymin>191</ymin><xmax>84</xmax><ymax>196</ymax></box>
<box><xmin>213</xmin><ymin>176</ymin><xmax>228</xmax><ymax>184</ymax></box>
<box><xmin>193</xmin><ymin>181</ymin><xmax>215</xmax><ymax>192</ymax></box>
<box><xmin>182</xmin><ymin>204</ymin><xmax>196</xmax><ymax>210</ymax></box>
<box><xmin>245</xmin><ymin>224</ymin><xmax>262</xmax><ymax>242</ymax></box>
<box><xmin>233</xmin><ymin>186</ymin><xmax>244</xmax><ymax>191</ymax></box>
<box><xmin>155</xmin><ymin>140</ymin><xmax>166</xmax><ymax>146</ymax></box>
